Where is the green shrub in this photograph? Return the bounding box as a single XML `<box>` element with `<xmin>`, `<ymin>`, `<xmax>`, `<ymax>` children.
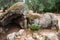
<box><xmin>30</xmin><ymin>24</ymin><xmax>40</xmax><ymax>31</ymax></box>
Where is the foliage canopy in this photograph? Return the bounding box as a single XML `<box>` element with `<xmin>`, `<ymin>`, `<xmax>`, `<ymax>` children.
<box><xmin>0</xmin><ymin>0</ymin><xmax>60</xmax><ymax>13</ymax></box>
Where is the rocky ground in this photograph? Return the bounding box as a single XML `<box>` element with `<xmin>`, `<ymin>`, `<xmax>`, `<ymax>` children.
<box><xmin>14</xmin><ymin>29</ymin><xmax>58</xmax><ymax>40</ymax></box>
<box><xmin>0</xmin><ymin>14</ymin><xmax>60</xmax><ymax>40</ymax></box>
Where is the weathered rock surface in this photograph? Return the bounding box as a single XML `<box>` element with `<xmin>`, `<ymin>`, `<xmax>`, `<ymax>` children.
<box><xmin>41</xmin><ymin>32</ymin><xmax>59</xmax><ymax>40</ymax></box>
<box><xmin>31</xmin><ymin>13</ymin><xmax>59</xmax><ymax>31</ymax></box>
<box><xmin>0</xmin><ymin>2</ymin><xmax>29</xmax><ymax>27</ymax></box>
<box><xmin>45</xmin><ymin>13</ymin><xmax>59</xmax><ymax>31</ymax></box>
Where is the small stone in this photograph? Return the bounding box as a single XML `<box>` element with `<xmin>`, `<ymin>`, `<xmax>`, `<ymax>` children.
<box><xmin>33</xmin><ymin>33</ymin><xmax>40</xmax><ymax>39</ymax></box>
<box><xmin>25</xmin><ymin>35</ymin><xmax>34</xmax><ymax>40</ymax></box>
<box><xmin>7</xmin><ymin>32</ymin><xmax>16</xmax><ymax>40</ymax></box>
<box><xmin>39</xmin><ymin>35</ymin><xmax>46</xmax><ymax>40</ymax></box>
<box><xmin>16</xmin><ymin>29</ymin><xmax>24</xmax><ymax>36</ymax></box>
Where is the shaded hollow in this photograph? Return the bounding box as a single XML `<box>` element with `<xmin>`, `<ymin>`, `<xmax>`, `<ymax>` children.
<box><xmin>0</xmin><ymin>10</ymin><xmax>25</xmax><ymax>29</ymax></box>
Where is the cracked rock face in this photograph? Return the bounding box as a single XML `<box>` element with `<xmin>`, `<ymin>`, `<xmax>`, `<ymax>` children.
<box><xmin>38</xmin><ymin>13</ymin><xmax>53</xmax><ymax>29</ymax></box>
<box><xmin>45</xmin><ymin>13</ymin><xmax>59</xmax><ymax>31</ymax></box>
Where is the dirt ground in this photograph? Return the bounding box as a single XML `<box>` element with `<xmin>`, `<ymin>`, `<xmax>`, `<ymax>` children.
<box><xmin>0</xmin><ymin>14</ymin><xmax>60</xmax><ymax>40</ymax></box>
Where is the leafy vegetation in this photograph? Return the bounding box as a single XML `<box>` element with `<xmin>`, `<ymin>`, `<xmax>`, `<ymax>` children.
<box><xmin>0</xmin><ymin>0</ymin><xmax>60</xmax><ymax>13</ymax></box>
<box><xmin>26</xmin><ymin>0</ymin><xmax>57</xmax><ymax>13</ymax></box>
<box><xmin>30</xmin><ymin>24</ymin><xmax>40</xmax><ymax>31</ymax></box>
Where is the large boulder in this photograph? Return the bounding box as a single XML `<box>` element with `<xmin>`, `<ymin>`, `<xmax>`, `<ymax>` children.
<box><xmin>31</xmin><ymin>13</ymin><xmax>59</xmax><ymax>31</ymax></box>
